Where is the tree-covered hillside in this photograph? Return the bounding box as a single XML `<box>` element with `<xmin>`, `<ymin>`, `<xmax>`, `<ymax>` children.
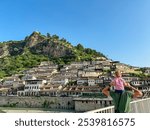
<box><xmin>0</xmin><ymin>31</ymin><xmax>107</xmax><ymax>78</ymax></box>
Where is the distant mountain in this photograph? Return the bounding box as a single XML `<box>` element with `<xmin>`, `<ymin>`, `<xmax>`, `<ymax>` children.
<box><xmin>0</xmin><ymin>31</ymin><xmax>107</xmax><ymax>78</ymax></box>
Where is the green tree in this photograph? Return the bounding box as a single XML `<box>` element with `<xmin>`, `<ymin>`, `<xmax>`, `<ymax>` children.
<box><xmin>47</xmin><ymin>33</ymin><xmax>51</xmax><ymax>38</ymax></box>
<box><xmin>52</xmin><ymin>34</ymin><xmax>59</xmax><ymax>40</ymax></box>
<box><xmin>76</xmin><ymin>43</ymin><xmax>84</xmax><ymax>51</ymax></box>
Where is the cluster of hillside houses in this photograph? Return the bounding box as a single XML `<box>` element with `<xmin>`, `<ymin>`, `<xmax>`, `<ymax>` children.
<box><xmin>0</xmin><ymin>59</ymin><xmax>150</xmax><ymax>97</ymax></box>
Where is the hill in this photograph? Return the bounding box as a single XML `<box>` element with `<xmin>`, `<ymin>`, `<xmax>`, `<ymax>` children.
<box><xmin>0</xmin><ymin>31</ymin><xmax>107</xmax><ymax>78</ymax></box>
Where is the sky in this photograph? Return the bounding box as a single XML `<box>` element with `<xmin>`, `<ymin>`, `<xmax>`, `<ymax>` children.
<box><xmin>0</xmin><ymin>0</ymin><xmax>150</xmax><ymax>67</ymax></box>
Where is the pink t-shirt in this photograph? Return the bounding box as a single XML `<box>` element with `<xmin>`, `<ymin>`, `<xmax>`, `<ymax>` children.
<box><xmin>112</xmin><ymin>77</ymin><xmax>125</xmax><ymax>90</ymax></box>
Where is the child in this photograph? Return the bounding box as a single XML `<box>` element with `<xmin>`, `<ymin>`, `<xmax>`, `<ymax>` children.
<box><xmin>110</xmin><ymin>70</ymin><xmax>127</xmax><ymax>93</ymax></box>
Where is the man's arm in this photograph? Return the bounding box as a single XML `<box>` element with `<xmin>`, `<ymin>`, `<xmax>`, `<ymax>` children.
<box><xmin>102</xmin><ymin>86</ymin><xmax>110</xmax><ymax>97</ymax></box>
<box><xmin>130</xmin><ymin>86</ymin><xmax>143</xmax><ymax>98</ymax></box>
<box><xmin>126</xmin><ymin>83</ymin><xmax>143</xmax><ymax>98</ymax></box>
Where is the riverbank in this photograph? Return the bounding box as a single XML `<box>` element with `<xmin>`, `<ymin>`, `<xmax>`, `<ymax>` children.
<box><xmin>0</xmin><ymin>107</ymin><xmax>75</xmax><ymax>113</ymax></box>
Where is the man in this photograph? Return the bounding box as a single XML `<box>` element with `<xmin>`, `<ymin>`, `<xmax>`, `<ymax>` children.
<box><xmin>102</xmin><ymin>84</ymin><xmax>143</xmax><ymax>113</ymax></box>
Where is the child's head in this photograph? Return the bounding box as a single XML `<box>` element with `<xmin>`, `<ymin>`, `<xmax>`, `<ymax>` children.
<box><xmin>115</xmin><ymin>70</ymin><xmax>122</xmax><ymax>77</ymax></box>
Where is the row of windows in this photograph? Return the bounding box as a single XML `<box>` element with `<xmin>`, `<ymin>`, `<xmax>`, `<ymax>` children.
<box><xmin>88</xmin><ymin>81</ymin><xmax>95</xmax><ymax>82</ymax></box>
<box><xmin>25</xmin><ymin>86</ymin><xmax>39</xmax><ymax>89</ymax></box>
<box><xmin>132</xmin><ymin>81</ymin><xmax>150</xmax><ymax>84</ymax></box>
<box><xmin>81</xmin><ymin>100</ymin><xmax>112</xmax><ymax>105</ymax></box>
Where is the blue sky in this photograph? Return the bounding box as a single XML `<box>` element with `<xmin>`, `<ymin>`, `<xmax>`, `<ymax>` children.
<box><xmin>0</xmin><ymin>0</ymin><xmax>150</xmax><ymax>67</ymax></box>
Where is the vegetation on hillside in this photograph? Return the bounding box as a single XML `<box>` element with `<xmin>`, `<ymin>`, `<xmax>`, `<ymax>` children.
<box><xmin>0</xmin><ymin>48</ymin><xmax>48</xmax><ymax>78</ymax></box>
<box><xmin>0</xmin><ymin>32</ymin><xmax>107</xmax><ymax>78</ymax></box>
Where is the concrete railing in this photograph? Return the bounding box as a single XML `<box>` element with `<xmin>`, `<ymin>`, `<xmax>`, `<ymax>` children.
<box><xmin>130</xmin><ymin>98</ymin><xmax>150</xmax><ymax>113</ymax></box>
<box><xmin>86</xmin><ymin>98</ymin><xmax>150</xmax><ymax>113</ymax></box>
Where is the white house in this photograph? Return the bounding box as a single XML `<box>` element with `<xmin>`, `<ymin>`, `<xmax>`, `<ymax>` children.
<box><xmin>91</xmin><ymin>60</ymin><xmax>103</xmax><ymax>65</ymax></box>
<box><xmin>78</xmin><ymin>70</ymin><xmax>85</xmax><ymax>77</ymax></box>
<box><xmin>77</xmin><ymin>78</ymin><xmax>88</xmax><ymax>85</ymax></box>
<box><xmin>3</xmin><ymin>76</ymin><xmax>19</xmax><ymax>86</ymax></box>
<box><xmin>82</xmin><ymin>71</ymin><xmax>101</xmax><ymax>78</ymax></box>
<box><xmin>88</xmin><ymin>79</ymin><xmax>96</xmax><ymax>86</ymax></box>
<box><xmin>22</xmin><ymin>74</ymin><xmax>37</xmax><ymax>80</ymax></box>
<box><xmin>95</xmin><ymin>64</ymin><xmax>103</xmax><ymax>70</ymax></box>
<box><xmin>103</xmin><ymin>65</ymin><xmax>111</xmax><ymax>70</ymax></box>
<box><xmin>71</xmin><ymin>62</ymin><xmax>84</xmax><ymax>68</ymax></box>
<box><xmin>145</xmin><ymin>69</ymin><xmax>150</xmax><ymax>75</ymax></box>
<box><xmin>17</xmin><ymin>79</ymin><xmax>46</xmax><ymax>96</ymax></box>
<box><xmin>95</xmin><ymin>78</ymin><xmax>103</xmax><ymax>84</ymax></box>
<box><xmin>130</xmin><ymin>80</ymin><xmax>150</xmax><ymax>87</ymax></box>
<box><xmin>83</xmin><ymin>65</ymin><xmax>95</xmax><ymax>71</ymax></box>
<box><xmin>123</xmin><ymin>76</ymin><xmax>140</xmax><ymax>82</ymax></box>
<box><xmin>51</xmin><ymin>78</ymin><xmax>69</xmax><ymax>85</ymax></box>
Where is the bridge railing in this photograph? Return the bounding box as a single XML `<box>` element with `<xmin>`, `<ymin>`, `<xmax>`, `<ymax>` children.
<box><xmin>86</xmin><ymin>98</ymin><xmax>150</xmax><ymax>113</ymax></box>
